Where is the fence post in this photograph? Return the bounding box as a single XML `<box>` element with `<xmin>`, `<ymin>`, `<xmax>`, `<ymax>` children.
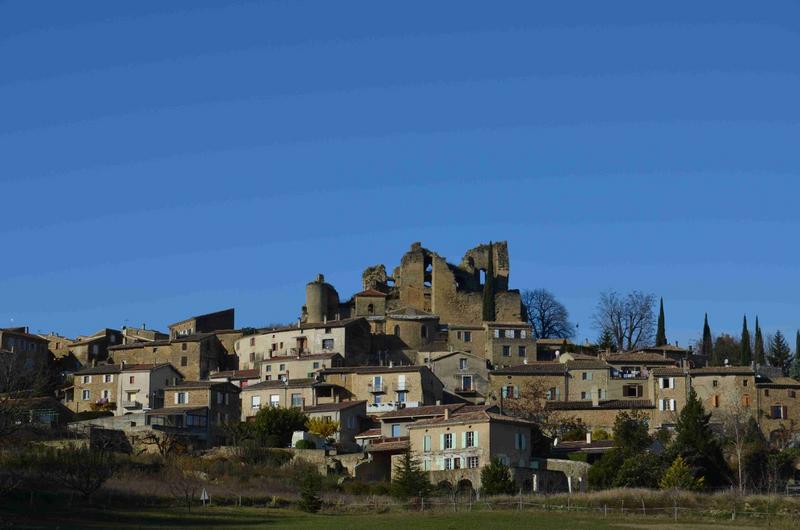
<box><xmin>420</xmin><ymin>496</ymin><xmax>424</xmax><ymax>512</ymax></box>
<box><xmin>621</xmin><ymin>499</ymin><xmax>624</xmax><ymax>516</ymax></box>
<box><xmin>673</xmin><ymin>499</ymin><xmax>677</xmax><ymax>522</ymax></box>
<box><xmin>604</xmin><ymin>504</ymin><xmax>607</xmax><ymax>518</ymax></box>
<box><xmin>641</xmin><ymin>497</ymin><xmax>646</xmax><ymax>516</ymax></box>
<box><xmin>518</xmin><ymin>489</ymin><xmax>522</xmax><ymax>511</ymax></box>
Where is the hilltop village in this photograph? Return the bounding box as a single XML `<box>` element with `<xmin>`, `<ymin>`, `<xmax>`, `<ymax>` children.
<box><xmin>3</xmin><ymin>240</ymin><xmax>799</xmax><ymax>492</ymax></box>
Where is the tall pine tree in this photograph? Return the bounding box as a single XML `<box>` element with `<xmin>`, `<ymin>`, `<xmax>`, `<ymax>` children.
<box><xmin>702</xmin><ymin>314</ymin><xmax>715</xmax><ymax>365</ymax></box>
<box><xmin>740</xmin><ymin>315</ymin><xmax>751</xmax><ymax>366</ymax></box>
<box><xmin>753</xmin><ymin>316</ymin><xmax>765</xmax><ymax>366</ymax></box>
<box><xmin>768</xmin><ymin>330</ymin><xmax>792</xmax><ymax>376</ymax></box>
<box><xmin>482</xmin><ymin>241</ymin><xmax>496</xmax><ymax>322</ymax></box>
<box><xmin>655</xmin><ymin>298</ymin><xmax>667</xmax><ymax>347</ymax></box>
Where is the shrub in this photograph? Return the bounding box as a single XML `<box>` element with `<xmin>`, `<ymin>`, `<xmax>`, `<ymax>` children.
<box><xmin>660</xmin><ymin>455</ymin><xmax>705</xmax><ymax>491</ymax></box>
<box><xmin>480</xmin><ymin>457</ymin><xmax>516</xmax><ymax>496</ymax></box>
<box><xmin>390</xmin><ymin>451</ymin><xmax>431</xmax><ymax>499</ymax></box>
<box><xmin>297</xmin><ymin>473</ymin><xmax>323</xmax><ymax>513</ymax></box>
<box><xmin>306</xmin><ymin>417</ymin><xmax>339</xmax><ymax>439</ymax></box>
<box><xmin>295</xmin><ymin>439</ymin><xmax>317</xmax><ymax>450</ymax></box>
<box><xmin>252</xmin><ymin>407</ymin><xmax>308</xmax><ymax>448</ymax></box>
<box><xmin>591</xmin><ymin>429</ymin><xmax>611</xmax><ymax>441</ymax></box>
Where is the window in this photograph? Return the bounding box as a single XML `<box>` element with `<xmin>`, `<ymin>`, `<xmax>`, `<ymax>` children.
<box><xmin>421</xmin><ymin>326</ymin><xmax>428</xmax><ymax>339</ymax></box>
<box><xmin>713</xmin><ymin>395</ymin><xmax>720</xmax><ymax>408</ymax></box>
<box><xmin>582</xmin><ymin>372</ymin><xmax>592</xmax><ymax>381</ymax></box>
<box><xmin>279</xmin><ymin>364</ymin><xmax>286</xmax><ymax>371</ymax></box>
<box><xmin>514</xmin><ymin>432</ymin><xmax>527</xmax><ymax>450</ymax></box>
<box><xmin>290</xmin><ymin>393</ymin><xmax>303</xmax><ymax>408</ymax></box>
<box><xmin>373</xmin><ymin>395</ymin><xmax>382</xmax><ymax>405</ymax></box>
<box><xmin>459</xmin><ymin>358</ymin><xmax>468</xmax><ymax>370</ymax></box>
<box><xmin>129</xmin><ymin>376</ymin><xmax>135</xmax><ymax>384</ymax></box>
<box><xmin>465</xmin><ymin>431</ymin><xmax>476</xmax><ymax>448</ymax></box>
<box><xmin>712</xmin><ymin>380</ymin><xmax>718</xmax><ymax>387</ymax></box>
<box><xmin>743</xmin><ymin>379</ymin><xmax>748</xmax><ymax>386</ymax></box>
<box><xmin>790</xmin><ymin>390</ymin><xmax>797</xmax><ymax>398</ymax></box>
<box><xmin>101</xmin><ymin>389</ymin><xmax>110</xmax><ymax>400</ymax></box>
<box><xmin>82</xmin><ymin>375</ymin><xmax>92</xmax><ymax>384</ymax></box>
<box><xmin>502</xmin><ymin>345</ymin><xmax>510</xmax><ymax>357</ymax></box>
<box><xmin>461</xmin><ymin>375</ymin><xmax>473</xmax><ymax>391</ymax></box>
<box><xmin>518</xmin><ymin>346</ymin><xmax>526</xmax><ymax>357</ymax></box>
<box><xmin>181</xmin><ymin>342</ymin><xmax>187</xmax><ymax>351</ymax></box>
<box><xmin>453</xmin><ymin>457</ymin><xmax>461</xmax><ymax>469</ymax></box>
<box><xmin>373</xmin><ymin>376</ymin><xmax>383</xmax><ymax>391</ymax></box>
<box><xmin>443</xmin><ymin>433</ymin><xmax>454</xmax><ymax>449</ymax></box>
<box><xmin>103</xmin><ymin>374</ymin><xmax>113</xmax><ymax>383</ymax></box>
<box><xmin>623</xmin><ymin>385</ymin><xmax>643</xmax><ymax>398</ymax></box>
<box><xmin>520</xmin><ymin>329</ymin><xmax>527</xmax><ymax>339</ymax></box>
<box><xmin>422</xmin><ymin>459</ymin><xmax>431</xmax><ymax>471</ymax></box>
<box><xmin>367</xmin><ymin>303</ymin><xmax>374</xmax><ymax>315</ymax></box>
<box><xmin>251</xmin><ymin>396</ymin><xmax>261</xmax><ymax>410</ymax></box>
<box><xmin>742</xmin><ymin>394</ymin><xmax>751</xmax><ymax>407</ymax></box>
<box><xmin>423</xmin><ymin>435</ymin><xmax>431</xmax><ymax>452</ymax></box>
<box><xmin>250</xmin><ymin>352</ymin><xmax>255</xmax><ymax>362</ymax></box>
<box><xmin>176</xmin><ymin>392</ymin><xmax>187</xmax><ymax>404</ymax></box>
<box><xmin>493</xmin><ymin>329</ymin><xmax>500</xmax><ymax>339</ymax></box>
<box><xmin>580</xmin><ymin>391</ymin><xmax>587</xmax><ymax>400</ymax></box>
<box><xmin>771</xmin><ymin>404</ymin><xmax>788</xmax><ymax>419</ymax></box>
<box><xmin>502</xmin><ymin>385</ymin><xmax>519</xmax><ymax>399</ymax></box>
<box><xmin>270</xmin><ymin>395</ymin><xmax>280</xmax><ymax>407</ymax></box>
<box><xmin>659</xmin><ymin>399</ymin><xmax>677</xmax><ymax>411</ymax></box>
<box><xmin>765</xmin><ymin>389</ymin><xmax>770</xmax><ymax>397</ymax></box>
<box><xmin>313</xmin><ymin>362</ymin><xmax>320</xmax><ymax>369</ymax></box>
<box><xmin>463</xmin><ymin>331</ymin><xmax>471</xmax><ymax>342</ymax></box>
<box><xmin>82</xmin><ymin>390</ymin><xmax>90</xmax><ymax>400</ymax></box>
<box><xmin>322</xmin><ymin>339</ymin><xmax>334</xmax><ymax>350</ymax></box>
<box><xmin>180</xmin><ymin>356</ymin><xmax>188</xmax><ymax>367</ymax></box>
<box><xmin>504</xmin><ymin>329</ymin><xmax>514</xmax><ymax>339</ymax></box>
<box><xmin>444</xmin><ymin>458</ymin><xmax>452</xmax><ymax>470</ymax></box>
<box><xmin>217</xmin><ymin>391</ymin><xmax>224</xmax><ymax>404</ymax></box>
<box><xmin>661</xmin><ymin>377</ymin><xmax>674</xmax><ymax>389</ymax></box>
<box><xmin>265</xmin><ymin>365</ymin><xmax>272</xmax><ymax>372</ymax></box>
<box><xmin>324</xmin><ymin>327</ymin><xmax>332</xmax><ymax>334</ymax></box>
<box><xmin>391</xmin><ymin>424</ymin><xmax>401</xmax><ymax>437</ymax></box>
<box><xmin>467</xmin><ymin>456</ymin><xmax>479</xmax><ymax>469</ymax></box>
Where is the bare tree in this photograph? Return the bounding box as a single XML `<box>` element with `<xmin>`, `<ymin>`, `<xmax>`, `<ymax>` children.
<box><xmin>592</xmin><ymin>290</ymin><xmax>656</xmax><ymax>351</ymax></box>
<box><xmin>39</xmin><ymin>443</ymin><xmax>119</xmax><ymax>499</ymax></box>
<box><xmin>0</xmin><ymin>350</ymin><xmax>51</xmax><ymax>440</ymax></box>
<box><xmin>488</xmin><ymin>380</ymin><xmax>576</xmax><ymax>438</ymax></box>
<box><xmin>163</xmin><ymin>456</ymin><xmax>204</xmax><ymax>510</ymax></box>
<box><xmin>521</xmin><ymin>289</ymin><xmax>575</xmax><ymax>339</ymax></box>
<box><xmin>135</xmin><ymin>431</ymin><xmax>185</xmax><ymax>457</ymax></box>
<box><xmin>719</xmin><ymin>390</ymin><xmax>754</xmax><ymax>495</ymax></box>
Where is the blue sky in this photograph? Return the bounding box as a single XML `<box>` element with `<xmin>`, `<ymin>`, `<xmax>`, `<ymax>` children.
<box><xmin>2</xmin><ymin>1</ymin><xmax>799</xmax><ymax>347</ymax></box>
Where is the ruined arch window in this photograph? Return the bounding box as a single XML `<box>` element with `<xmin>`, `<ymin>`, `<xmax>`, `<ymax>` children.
<box><xmin>479</xmin><ymin>269</ymin><xmax>486</xmax><ymax>285</ymax></box>
<box><xmin>367</xmin><ymin>303</ymin><xmax>374</xmax><ymax>315</ymax></box>
<box><xmin>421</xmin><ymin>326</ymin><xmax>428</xmax><ymax>339</ymax></box>
<box><xmin>394</xmin><ymin>325</ymin><xmax>400</xmax><ymax>336</ymax></box>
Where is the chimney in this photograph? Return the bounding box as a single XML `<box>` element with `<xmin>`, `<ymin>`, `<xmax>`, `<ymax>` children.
<box><xmin>444</xmin><ymin>408</ymin><xmax>450</xmax><ymax>420</ymax></box>
<box><xmin>323</xmin><ymin>315</ymin><xmax>327</xmax><ymax>324</ymax></box>
<box><xmin>435</xmin><ymin>399</ymin><xmax>441</xmax><ymax>406</ymax></box>
<box><xmin>586</xmin><ymin>431</ymin><xmax>592</xmax><ymax>444</ymax></box>
<box><xmin>121</xmin><ymin>360</ymin><xmax>126</xmax><ymax>369</ymax></box>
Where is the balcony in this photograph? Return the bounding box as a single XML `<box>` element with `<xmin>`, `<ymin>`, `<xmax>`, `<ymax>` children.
<box><xmin>122</xmin><ymin>400</ymin><xmax>142</xmax><ymax>410</ymax></box>
<box><xmin>367</xmin><ymin>401</ymin><xmax>420</xmax><ymax>413</ymax></box>
<box><xmin>368</xmin><ymin>384</ymin><xmax>385</xmax><ymax>394</ymax></box>
<box><xmin>454</xmin><ymin>386</ymin><xmax>478</xmax><ymax>395</ymax></box>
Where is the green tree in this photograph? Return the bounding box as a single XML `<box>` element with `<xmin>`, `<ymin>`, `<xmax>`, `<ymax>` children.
<box><xmin>740</xmin><ymin>315</ymin><xmax>752</xmax><ymax>366</ymax></box>
<box><xmin>482</xmin><ymin>242</ymin><xmax>496</xmax><ymax>322</ymax></box>
<box><xmin>613</xmin><ymin>452</ymin><xmax>664</xmax><ymax>488</ymax></box>
<box><xmin>480</xmin><ymin>457</ymin><xmax>515</xmax><ymax>496</ymax></box>
<box><xmin>297</xmin><ymin>472</ymin><xmax>323</xmax><ymax>513</ymax></box>
<box><xmin>701</xmin><ymin>314</ymin><xmax>714</xmax><ymax>364</ymax></box>
<box><xmin>754</xmin><ymin>317</ymin><xmax>765</xmax><ymax>366</ymax></box>
<box><xmin>791</xmin><ymin>331</ymin><xmax>800</xmax><ymax>379</ymax></box>
<box><xmin>251</xmin><ymin>407</ymin><xmax>308</xmax><ymax>447</ymax></box>
<box><xmin>597</xmin><ymin>328</ymin><xmax>616</xmax><ymax>352</ymax></box>
<box><xmin>613</xmin><ymin>410</ymin><xmax>651</xmax><ymax>453</ymax></box>
<box><xmin>713</xmin><ymin>334</ymin><xmax>741</xmax><ymax>367</ymax></box>
<box><xmin>390</xmin><ymin>451</ymin><xmax>432</xmax><ymax>499</ymax></box>
<box><xmin>588</xmin><ymin>410</ymin><xmax>653</xmax><ymax>489</ymax></box>
<box><xmin>768</xmin><ymin>330</ymin><xmax>792</xmax><ymax>375</ymax></box>
<box><xmin>672</xmin><ymin>387</ymin><xmax>729</xmax><ymax>488</ymax></box>
<box><xmin>659</xmin><ymin>455</ymin><xmax>705</xmax><ymax>491</ymax></box>
<box><xmin>655</xmin><ymin>297</ymin><xmax>667</xmax><ymax>347</ymax></box>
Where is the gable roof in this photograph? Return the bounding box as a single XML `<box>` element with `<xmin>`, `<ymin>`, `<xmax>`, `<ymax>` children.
<box><xmin>167</xmin><ymin>380</ymin><xmax>239</xmax><ymax>391</ymax></box>
<box><xmin>606</xmin><ymin>351</ymin><xmax>678</xmax><ymax>364</ymax></box>
<box><xmin>565</xmin><ymin>359</ymin><xmax>611</xmax><ymax>371</ymax></box>
<box><xmin>407</xmin><ymin>409</ymin><xmax>534</xmax><ymax>429</ymax></box>
<box><xmin>689</xmin><ymin>366</ymin><xmax>755</xmax><ymax>376</ymax></box>
<box><xmin>322</xmin><ymin>365</ymin><xmax>428</xmax><ymax>375</ymax></box>
<box><xmin>263</xmin><ymin>318</ymin><xmax>367</xmax><ymax>334</ymax></box>
<box><xmin>652</xmin><ymin>367</ymin><xmax>687</xmax><ymax>377</ymax></box>
<box><xmin>262</xmin><ymin>352</ymin><xmax>342</xmax><ymax>363</ymax></box>
<box><xmin>303</xmin><ymin>400</ymin><xmax>366</xmax><ymax>413</ymax></box>
<box><xmin>379</xmin><ymin>403</ymin><xmax>465</xmax><ymax>420</ymax></box>
<box><xmin>354</xmin><ymin>289</ymin><xmax>387</xmax><ymax>298</ymax></box>
<box><xmin>240</xmin><ymin>378</ymin><xmax>320</xmax><ymax>391</ymax></box>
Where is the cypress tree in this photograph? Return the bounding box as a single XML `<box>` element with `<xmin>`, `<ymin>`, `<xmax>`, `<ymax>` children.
<box><xmin>482</xmin><ymin>241</ymin><xmax>496</xmax><ymax>322</ymax></box>
<box><xmin>702</xmin><ymin>314</ymin><xmax>715</xmax><ymax>365</ymax></box>
<box><xmin>655</xmin><ymin>298</ymin><xmax>667</xmax><ymax>347</ymax></box>
<box><xmin>390</xmin><ymin>451</ymin><xmax>432</xmax><ymax>499</ymax></box>
<box><xmin>753</xmin><ymin>316</ymin><xmax>765</xmax><ymax>366</ymax></box>
<box><xmin>791</xmin><ymin>331</ymin><xmax>800</xmax><ymax>379</ymax></box>
<box><xmin>740</xmin><ymin>315</ymin><xmax>751</xmax><ymax>366</ymax></box>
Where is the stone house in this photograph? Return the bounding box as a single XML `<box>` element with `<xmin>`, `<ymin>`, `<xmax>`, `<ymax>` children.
<box><xmin>488</xmin><ymin>363</ymin><xmax>569</xmax><ymax>403</ymax></box>
<box><xmin>446</xmin><ymin>324</ymin><xmax>485</xmax><ymax>356</ymax></box>
<box><xmin>688</xmin><ymin>366</ymin><xmax>756</xmax><ymax>421</ymax></box>
<box><xmin>238</xmin><ymin>378</ymin><xmax>347</xmax><ymax>420</ymax></box>
<box><xmin>0</xmin><ymin>327</ymin><xmax>51</xmax><ymax>374</ymax></box>
<box><xmin>484</xmin><ymin>322</ymin><xmax>537</xmax><ymax>367</ymax></box>
<box><xmin>564</xmin><ymin>359</ymin><xmax>612</xmax><ymax>402</ymax></box>
<box><xmin>755</xmin><ymin>375</ymin><xmax>800</xmax><ymax>443</ymax></box>
<box><xmin>108</xmin><ymin>333</ymin><xmax>224</xmax><ymax>381</ymax></box>
<box><xmin>420</xmin><ymin>350</ymin><xmax>490</xmax><ymax>403</ymax></box>
<box><xmin>260</xmin><ymin>352</ymin><xmax>344</xmax><ymax>382</ymax></box>
<box><xmin>234</xmin><ymin>318</ymin><xmax>372</xmax><ymax>369</ymax></box>
<box><xmin>168</xmin><ymin>308</ymin><xmax>235</xmax><ymax>339</ymax></box>
<box><xmin>404</xmin><ymin>407</ymin><xmax>536</xmax><ymax>491</ymax></box>
<box><xmin>303</xmin><ymin>400</ymin><xmax>367</xmax><ymax>444</ymax></box>
<box><xmin>378</xmin><ymin>403</ymin><xmax>473</xmax><ymax>439</ymax></box>
<box><xmin>147</xmin><ymin>380</ymin><xmax>240</xmax><ymax>445</ymax></box>
<box><xmin>71</xmin><ymin>364</ymin><xmax>121</xmax><ymax>413</ymax></box>
<box><xmin>69</xmin><ymin>328</ymin><xmax>123</xmax><ymax>366</ymax></box>
<box><xmin>121</xmin><ymin>325</ymin><xmax>168</xmax><ymax>345</ymax></box>
<box><xmin>545</xmin><ymin>399</ymin><xmax>656</xmax><ymax>433</ymax></box>
<box><xmin>650</xmin><ymin>367</ymin><xmax>688</xmax><ymax>427</ymax></box>
<box><xmin>320</xmin><ymin>365</ymin><xmax>444</xmax><ymax>414</ymax></box>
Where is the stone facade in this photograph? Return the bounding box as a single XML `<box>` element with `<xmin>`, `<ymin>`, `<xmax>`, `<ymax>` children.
<box><xmin>689</xmin><ymin>366</ymin><xmax>756</xmax><ymax>422</ymax></box>
<box><xmin>108</xmin><ymin>334</ymin><xmax>223</xmax><ymax>381</ymax></box>
<box><xmin>168</xmin><ymin>308</ymin><xmax>235</xmax><ymax>339</ymax></box>
<box><xmin>421</xmin><ymin>350</ymin><xmax>490</xmax><ymax>403</ymax></box>
<box><xmin>72</xmin><ymin>365</ymin><xmax>121</xmax><ymax>413</ymax></box>
<box><xmin>162</xmin><ymin>381</ymin><xmax>241</xmax><ymax>426</ymax></box>
<box><xmin>756</xmin><ymin>376</ymin><xmax>800</xmax><ymax>442</ymax></box>
<box><xmin>260</xmin><ymin>352</ymin><xmax>344</xmax><ymax>381</ymax></box>
<box><xmin>239</xmin><ymin>379</ymin><xmax>325</xmax><ymax>420</ymax></box>
<box><xmin>116</xmin><ymin>363</ymin><xmax>184</xmax><ymax>415</ymax></box>
<box><xmin>484</xmin><ymin>322</ymin><xmax>537</xmax><ymax>367</ymax></box>
<box><xmin>69</xmin><ymin>328</ymin><xmax>124</xmax><ymax>366</ymax></box>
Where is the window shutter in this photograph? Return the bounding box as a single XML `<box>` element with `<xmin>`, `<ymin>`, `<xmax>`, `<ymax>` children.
<box><xmin>658</xmin><ymin>400</ymin><xmax>664</xmax><ymax>411</ymax></box>
<box><xmin>671</xmin><ymin>399</ymin><xmax>676</xmax><ymax>411</ymax></box>
<box><xmin>513</xmin><ymin>386</ymin><xmax>520</xmax><ymax>399</ymax></box>
<box><xmin>436</xmin><ymin>457</ymin><xmax>444</xmax><ymax>470</ymax></box>
<box><xmin>174</xmin><ymin>393</ymin><xmax>178</xmax><ymax>404</ymax></box>
<box><xmin>783</xmin><ymin>406</ymin><xmax>788</xmax><ymax>419</ymax></box>
<box><xmin>461</xmin><ymin>432</ymin><xmax>466</xmax><ymax>449</ymax></box>
<box><xmin>669</xmin><ymin>377</ymin><xmax>675</xmax><ymax>389</ymax></box>
<box><xmin>440</xmin><ymin>434</ymin><xmax>445</xmax><ymax>450</ymax></box>
<box><xmin>474</xmin><ymin>431</ymin><xmax>479</xmax><ymax>447</ymax></box>
<box><xmin>521</xmin><ymin>434</ymin><xmax>526</xmax><ymax>450</ymax></box>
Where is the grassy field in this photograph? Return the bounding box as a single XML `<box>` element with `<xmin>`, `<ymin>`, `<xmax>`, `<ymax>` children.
<box><xmin>0</xmin><ymin>505</ymin><xmax>793</xmax><ymax>530</ymax></box>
